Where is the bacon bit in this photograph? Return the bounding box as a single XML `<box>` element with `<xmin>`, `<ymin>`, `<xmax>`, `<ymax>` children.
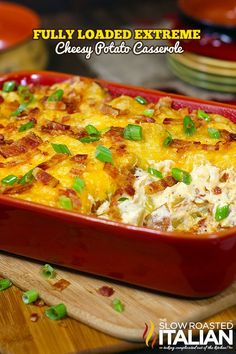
<box><xmin>33</xmin><ymin>167</ymin><xmax>59</xmax><ymax>187</ymax></box>
<box><xmin>0</xmin><ymin>124</ymin><xmax>4</xmax><ymax>129</ymax></box>
<box><xmin>59</xmin><ymin>188</ymin><xmax>81</xmax><ymax>210</ymax></box>
<box><xmin>104</xmin><ymin>162</ymin><xmax>119</xmax><ymax>178</ymax></box>
<box><xmin>53</xmin><ymin>278</ymin><xmax>70</xmax><ymax>291</ymax></box>
<box><xmin>7</xmin><ymin>100</ymin><xmax>19</xmax><ymax>111</ymax></box>
<box><xmin>29</xmin><ymin>107</ymin><xmax>40</xmax><ymax>116</ymax></box>
<box><xmin>198</xmin><ymin>218</ymin><xmax>207</xmax><ymax>229</ymax></box>
<box><xmin>61</xmin><ymin>115</ymin><xmax>71</xmax><ymax>123</ymax></box>
<box><xmin>65</xmin><ymin>99</ymin><xmax>79</xmax><ymax>114</ymax></box>
<box><xmin>97</xmin><ymin>286</ymin><xmax>114</xmax><ymax>297</ymax></box>
<box><xmin>118</xmin><ymin>109</ymin><xmax>130</xmax><ymax>116</ymax></box>
<box><xmin>125</xmin><ymin>185</ymin><xmax>135</xmax><ymax>196</ymax></box>
<box><xmin>0</xmin><ymin>132</ymin><xmax>42</xmax><ymax>158</ymax></box>
<box><xmin>38</xmin><ymin>154</ymin><xmax>67</xmax><ymax>170</ymax></box>
<box><xmin>220</xmin><ymin>129</ymin><xmax>236</xmax><ymax>142</ymax></box>
<box><xmin>201</xmin><ymin>142</ymin><xmax>220</xmax><ymax>151</ymax></box>
<box><xmin>101</xmin><ymin>104</ymin><xmax>120</xmax><ymax>116</ymax></box>
<box><xmin>220</xmin><ymin>173</ymin><xmax>229</xmax><ymax>182</ymax></box>
<box><xmin>156</xmin><ymin>96</ymin><xmax>172</xmax><ymax>109</ymax></box>
<box><xmin>91</xmin><ymin>200</ymin><xmax>103</xmax><ymax>214</ymax></box>
<box><xmin>0</xmin><ymin>134</ymin><xmax>5</xmax><ymax>145</ymax></box>
<box><xmin>70</xmin><ymin>167</ymin><xmax>84</xmax><ymax>176</ymax></box>
<box><xmin>213</xmin><ymin>186</ymin><xmax>222</xmax><ymax>195</ymax></box>
<box><xmin>41</xmin><ymin>120</ymin><xmax>70</xmax><ymax>133</ymax></box>
<box><xmin>163</xmin><ymin>118</ymin><xmax>182</xmax><ymax>125</ymax></box>
<box><xmin>145</xmin><ymin>176</ymin><xmax>177</xmax><ymax>195</ymax></box>
<box><xmin>30</xmin><ymin>313</ymin><xmax>39</xmax><ymax>322</ymax></box>
<box><xmin>104</xmin><ymin>126</ymin><xmax>124</xmax><ymax>139</ymax></box>
<box><xmin>135</xmin><ymin>116</ymin><xmax>155</xmax><ymax>124</ymax></box>
<box><xmin>70</xmin><ymin>154</ymin><xmax>88</xmax><ymax>163</ymax></box>
<box><xmin>1</xmin><ymin>183</ymin><xmax>33</xmax><ymax>195</ymax></box>
<box><xmin>4</xmin><ymin>122</ymin><xmax>16</xmax><ymax>132</ymax></box>
<box><xmin>34</xmin><ymin>298</ymin><xmax>45</xmax><ymax>307</ymax></box>
<box><xmin>146</xmin><ymin>216</ymin><xmax>171</xmax><ymax>231</ymax></box>
<box><xmin>0</xmin><ymin>96</ymin><xmax>4</xmax><ymax>104</ymax></box>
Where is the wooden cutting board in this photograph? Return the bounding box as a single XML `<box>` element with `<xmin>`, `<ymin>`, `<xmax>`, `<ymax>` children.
<box><xmin>0</xmin><ymin>252</ymin><xmax>236</xmax><ymax>343</ymax></box>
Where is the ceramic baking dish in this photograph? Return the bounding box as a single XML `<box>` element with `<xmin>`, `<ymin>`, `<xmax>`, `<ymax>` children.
<box><xmin>0</xmin><ymin>71</ymin><xmax>236</xmax><ymax>298</ymax></box>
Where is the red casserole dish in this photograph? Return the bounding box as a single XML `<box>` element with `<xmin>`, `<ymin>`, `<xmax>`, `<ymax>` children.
<box><xmin>0</xmin><ymin>71</ymin><xmax>236</xmax><ymax>298</ymax></box>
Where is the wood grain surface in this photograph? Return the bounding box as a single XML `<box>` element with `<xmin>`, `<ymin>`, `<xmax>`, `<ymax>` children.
<box><xmin>0</xmin><ymin>252</ymin><xmax>235</xmax><ymax>354</ymax></box>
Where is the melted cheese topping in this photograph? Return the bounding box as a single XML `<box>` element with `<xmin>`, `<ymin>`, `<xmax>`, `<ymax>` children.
<box><xmin>0</xmin><ymin>77</ymin><xmax>236</xmax><ymax>234</ymax></box>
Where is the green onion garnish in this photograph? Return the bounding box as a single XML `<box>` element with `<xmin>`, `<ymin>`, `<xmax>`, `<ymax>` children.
<box><xmin>135</xmin><ymin>96</ymin><xmax>147</xmax><ymax>105</ymax></box>
<box><xmin>41</xmin><ymin>264</ymin><xmax>56</xmax><ymax>279</ymax></box>
<box><xmin>85</xmin><ymin>124</ymin><xmax>99</xmax><ymax>136</ymax></box>
<box><xmin>45</xmin><ymin>303</ymin><xmax>67</xmax><ymax>320</ymax></box>
<box><xmin>208</xmin><ymin>128</ymin><xmax>221</xmax><ymax>139</ymax></box>
<box><xmin>163</xmin><ymin>132</ymin><xmax>173</xmax><ymax>147</ymax></box>
<box><xmin>118</xmin><ymin>197</ymin><xmax>129</xmax><ymax>202</ymax></box>
<box><xmin>17</xmin><ymin>85</ymin><xmax>29</xmax><ymax>96</ymax></box>
<box><xmin>95</xmin><ymin>145</ymin><xmax>113</xmax><ymax>163</ymax></box>
<box><xmin>48</xmin><ymin>89</ymin><xmax>64</xmax><ymax>102</ymax></box>
<box><xmin>0</xmin><ymin>278</ymin><xmax>12</xmax><ymax>291</ymax></box>
<box><xmin>18</xmin><ymin>121</ymin><xmax>35</xmax><ymax>132</ymax></box>
<box><xmin>143</xmin><ymin>108</ymin><xmax>154</xmax><ymax>117</ymax></box>
<box><xmin>79</xmin><ymin>136</ymin><xmax>100</xmax><ymax>143</ymax></box>
<box><xmin>18</xmin><ymin>169</ymin><xmax>34</xmax><ymax>185</ymax></box>
<box><xmin>183</xmin><ymin>116</ymin><xmax>196</xmax><ymax>136</ymax></box>
<box><xmin>72</xmin><ymin>176</ymin><xmax>85</xmax><ymax>193</ymax></box>
<box><xmin>172</xmin><ymin>168</ymin><xmax>192</xmax><ymax>185</ymax></box>
<box><xmin>11</xmin><ymin>86</ymin><xmax>34</xmax><ymax>116</ymax></box>
<box><xmin>1</xmin><ymin>175</ymin><xmax>18</xmax><ymax>186</ymax></box>
<box><xmin>22</xmin><ymin>289</ymin><xmax>39</xmax><ymax>304</ymax></box>
<box><xmin>215</xmin><ymin>205</ymin><xmax>230</xmax><ymax>222</ymax></box>
<box><xmin>59</xmin><ymin>195</ymin><xmax>73</xmax><ymax>210</ymax></box>
<box><xmin>148</xmin><ymin>168</ymin><xmax>163</xmax><ymax>179</ymax></box>
<box><xmin>112</xmin><ymin>298</ymin><xmax>124</xmax><ymax>313</ymax></box>
<box><xmin>11</xmin><ymin>102</ymin><xmax>28</xmax><ymax>117</ymax></box>
<box><xmin>51</xmin><ymin>143</ymin><xmax>71</xmax><ymax>155</ymax></box>
<box><xmin>123</xmin><ymin>124</ymin><xmax>143</xmax><ymax>141</ymax></box>
<box><xmin>3</xmin><ymin>81</ymin><xmax>16</xmax><ymax>92</ymax></box>
<box><xmin>197</xmin><ymin>109</ymin><xmax>211</xmax><ymax>122</ymax></box>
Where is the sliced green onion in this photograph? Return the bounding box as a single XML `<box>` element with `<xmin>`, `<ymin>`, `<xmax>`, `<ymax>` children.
<box><xmin>3</xmin><ymin>81</ymin><xmax>16</xmax><ymax>92</ymax></box>
<box><xmin>48</xmin><ymin>89</ymin><xmax>64</xmax><ymax>102</ymax></box>
<box><xmin>123</xmin><ymin>124</ymin><xmax>143</xmax><ymax>141</ymax></box>
<box><xmin>85</xmin><ymin>124</ymin><xmax>99</xmax><ymax>136</ymax></box>
<box><xmin>51</xmin><ymin>143</ymin><xmax>71</xmax><ymax>155</ymax></box>
<box><xmin>197</xmin><ymin>109</ymin><xmax>211</xmax><ymax>122</ymax></box>
<box><xmin>112</xmin><ymin>298</ymin><xmax>124</xmax><ymax>313</ymax></box>
<box><xmin>59</xmin><ymin>195</ymin><xmax>73</xmax><ymax>210</ymax></box>
<box><xmin>208</xmin><ymin>128</ymin><xmax>221</xmax><ymax>139</ymax></box>
<box><xmin>18</xmin><ymin>121</ymin><xmax>35</xmax><ymax>132</ymax></box>
<box><xmin>22</xmin><ymin>289</ymin><xmax>39</xmax><ymax>304</ymax></box>
<box><xmin>135</xmin><ymin>96</ymin><xmax>147</xmax><ymax>105</ymax></box>
<box><xmin>172</xmin><ymin>168</ymin><xmax>192</xmax><ymax>185</ymax></box>
<box><xmin>45</xmin><ymin>303</ymin><xmax>67</xmax><ymax>320</ymax></box>
<box><xmin>11</xmin><ymin>86</ymin><xmax>34</xmax><ymax>117</ymax></box>
<box><xmin>18</xmin><ymin>169</ymin><xmax>34</xmax><ymax>185</ymax></box>
<box><xmin>1</xmin><ymin>174</ymin><xmax>18</xmax><ymax>186</ymax></box>
<box><xmin>11</xmin><ymin>102</ymin><xmax>28</xmax><ymax>117</ymax></box>
<box><xmin>41</xmin><ymin>264</ymin><xmax>56</xmax><ymax>279</ymax></box>
<box><xmin>163</xmin><ymin>132</ymin><xmax>173</xmax><ymax>147</ymax></box>
<box><xmin>118</xmin><ymin>197</ymin><xmax>129</xmax><ymax>202</ymax></box>
<box><xmin>73</xmin><ymin>176</ymin><xmax>85</xmax><ymax>193</ymax></box>
<box><xmin>183</xmin><ymin>116</ymin><xmax>196</xmax><ymax>136</ymax></box>
<box><xmin>17</xmin><ymin>85</ymin><xmax>29</xmax><ymax>95</ymax></box>
<box><xmin>143</xmin><ymin>108</ymin><xmax>154</xmax><ymax>117</ymax></box>
<box><xmin>0</xmin><ymin>278</ymin><xmax>12</xmax><ymax>291</ymax></box>
<box><xmin>79</xmin><ymin>136</ymin><xmax>100</xmax><ymax>143</ymax></box>
<box><xmin>215</xmin><ymin>205</ymin><xmax>230</xmax><ymax>222</ymax></box>
<box><xmin>148</xmin><ymin>168</ymin><xmax>163</xmax><ymax>179</ymax></box>
<box><xmin>95</xmin><ymin>145</ymin><xmax>113</xmax><ymax>163</ymax></box>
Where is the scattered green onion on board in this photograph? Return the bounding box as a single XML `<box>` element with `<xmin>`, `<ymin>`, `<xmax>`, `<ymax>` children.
<box><xmin>163</xmin><ymin>132</ymin><xmax>173</xmax><ymax>147</ymax></box>
<box><xmin>215</xmin><ymin>205</ymin><xmax>230</xmax><ymax>222</ymax></box>
<box><xmin>118</xmin><ymin>197</ymin><xmax>129</xmax><ymax>202</ymax></box>
<box><xmin>143</xmin><ymin>108</ymin><xmax>154</xmax><ymax>117</ymax></box>
<box><xmin>41</xmin><ymin>264</ymin><xmax>56</xmax><ymax>279</ymax></box>
<box><xmin>22</xmin><ymin>289</ymin><xmax>39</xmax><ymax>304</ymax></box>
<box><xmin>45</xmin><ymin>303</ymin><xmax>67</xmax><ymax>320</ymax></box>
<box><xmin>183</xmin><ymin>116</ymin><xmax>196</xmax><ymax>136</ymax></box>
<box><xmin>112</xmin><ymin>298</ymin><xmax>124</xmax><ymax>313</ymax></box>
<box><xmin>85</xmin><ymin>124</ymin><xmax>99</xmax><ymax>136</ymax></box>
<box><xmin>18</xmin><ymin>121</ymin><xmax>35</xmax><ymax>132</ymax></box>
<box><xmin>0</xmin><ymin>278</ymin><xmax>12</xmax><ymax>291</ymax></box>
<box><xmin>95</xmin><ymin>145</ymin><xmax>113</xmax><ymax>163</ymax></box>
<box><xmin>123</xmin><ymin>124</ymin><xmax>143</xmax><ymax>141</ymax></box>
<box><xmin>1</xmin><ymin>175</ymin><xmax>18</xmax><ymax>186</ymax></box>
<box><xmin>48</xmin><ymin>89</ymin><xmax>64</xmax><ymax>102</ymax></box>
<box><xmin>51</xmin><ymin>143</ymin><xmax>71</xmax><ymax>155</ymax></box>
<box><xmin>172</xmin><ymin>168</ymin><xmax>192</xmax><ymax>185</ymax></box>
<box><xmin>59</xmin><ymin>196</ymin><xmax>73</xmax><ymax>210</ymax></box>
<box><xmin>148</xmin><ymin>168</ymin><xmax>163</xmax><ymax>179</ymax></box>
<box><xmin>208</xmin><ymin>128</ymin><xmax>221</xmax><ymax>139</ymax></box>
<box><xmin>11</xmin><ymin>85</ymin><xmax>34</xmax><ymax>116</ymax></box>
<box><xmin>197</xmin><ymin>109</ymin><xmax>211</xmax><ymax>122</ymax></box>
<box><xmin>135</xmin><ymin>96</ymin><xmax>147</xmax><ymax>105</ymax></box>
<box><xmin>72</xmin><ymin>176</ymin><xmax>85</xmax><ymax>193</ymax></box>
<box><xmin>3</xmin><ymin>81</ymin><xmax>16</xmax><ymax>92</ymax></box>
<box><xmin>18</xmin><ymin>169</ymin><xmax>34</xmax><ymax>185</ymax></box>
<box><xmin>79</xmin><ymin>136</ymin><xmax>100</xmax><ymax>143</ymax></box>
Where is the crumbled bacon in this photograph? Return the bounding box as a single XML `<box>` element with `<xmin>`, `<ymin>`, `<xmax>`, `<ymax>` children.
<box><xmin>101</xmin><ymin>104</ymin><xmax>120</xmax><ymax>116</ymax></box>
<box><xmin>53</xmin><ymin>278</ymin><xmax>70</xmax><ymax>291</ymax></box>
<box><xmin>0</xmin><ymin>134</ymin><xmax>5</xmax><ymax>145</ymax></box>
<box><xmin>220</xmin><ymin>173</ymin><xmax>229</xmax><ymax>182</ymax></box>
<box><xmin>1</xmin><ymin>183</ymin><xmax>33</xmax><ymax>195</ymax></box>
<box><xmin>97</xmin><ymin>286</ymin><xmax>114</xmax><ymax>297</ymax></box>
<box><xmin>33</xmin><ymin>167</ymin><xmax>59</xmax><ymax>187</ymax></box>
<box><xmin>59</xmin><ymin>188</ymin><xmax>81</xmax><ymax>210</ymax></box>
<box><xmin>34</xmin><ymin>298</ymin><xmax>45</xmax><ymax>307</ymax></box>
<box><xmin>41</xmin><ymin>120</ymin><xmax>70</xmax><ymax>133</ymax></box>
<box><xmin>213</xmin><ymin>186</ymin><xmax>222</xmax><ymax>195</ymax></box>
<box><xmin>61</xmin><ymin>115</ymin><xmax>70</xmax><ymax>123</ymax></box>
<box><xmin>163</xmin><ymin>118</ymin><xmax>182</xmax><ymax>125</ymax></box>
<box><xmin>0</xmin><ymin>96</ymin><xmax>4</xmax><ymax>104</ymax></box>
<box><xmin>145</xmin><ymin>176</ymin><xmax>177</xmax><ymax>195</ymax></box>
<box><xmin>0</xmin><ymin>132</ymin><xmax>42</xmax><ymax>158</ymax></box>
<box><xmin>135</xmin><ymin>116</ymin><xmax>155</xmax><ymax>124</ymax></box>
<box><xmin>220</xmin><ymin>129</ymin><xmax>236</xmax><ymax>142</ymax></box>
<box><xmin>104</xmin><ymin>162</ymin><xmax>119</xmax><ymax>178</ymax></box>
<box><xmin>145</xmin><ymin>216</ymin><xmax>171</xmax><ymax>231</ymax></box>
<box><xmin>69</xmin><ymin>167</ymin><xmax>84</xmax><ymax>176</ymax></box>
<box><xmin>0</xmin><ymin>124</ymin><xmax>4</xmax><ymax>129</ymax></box>
<box><xmin>37</xmin><ymin>154</ymin><xmax>67</xmax><ymax>170</ymax></box>
<box><xmin>70</xmin><ymin>154</ymin><xmax>88</xmax><ymax>163</ymax></box>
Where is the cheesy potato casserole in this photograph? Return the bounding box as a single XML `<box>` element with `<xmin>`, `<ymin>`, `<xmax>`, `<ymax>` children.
<box><xmin>0</xmin><ymin>77</ymin><xmax>236</xmax><ymax>234</ymax></box>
